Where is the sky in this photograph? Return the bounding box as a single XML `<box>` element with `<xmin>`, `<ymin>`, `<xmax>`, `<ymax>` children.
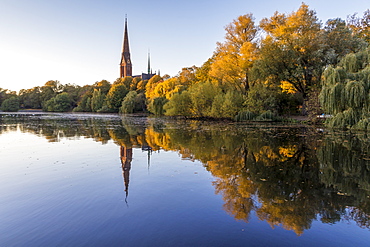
<box><xmin>0</xmin><ymin>0</ymin><xmax>369</xmax><ymax>92</ymax></box>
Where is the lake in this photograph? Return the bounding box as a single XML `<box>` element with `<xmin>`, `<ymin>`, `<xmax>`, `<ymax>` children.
<box><xmin>0</xmin><ymin>113</ymin><xmax>369</xmax><ymax>246</ymax></box>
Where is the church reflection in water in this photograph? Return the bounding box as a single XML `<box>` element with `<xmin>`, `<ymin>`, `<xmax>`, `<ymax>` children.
<box><xmin>120</xmin><ymin>146</ymin><xmax>132</xmax><ymax>199</ymax></box>
<box><xmin>120</xmin><ymin>145</ymin><xmax>152</xmax><ymax>200</ymax></box>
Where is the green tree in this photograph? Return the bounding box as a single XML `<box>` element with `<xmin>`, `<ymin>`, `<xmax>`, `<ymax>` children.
<box><xmin>319</xmin><ymin>48</ymin><xmax>370</xmax><ymax>129</ymax></box>
<box><xmin>40</xmin><ymin>81</ymin><xmax>58</xmax><ymax>104</ymax></box>
<box><xmin>73</xmin><ymin>85</ymin><xmax>94</xmax><ymax>112</ymax></box>
<box><xmin>188</xmin><ymin>81</ymin><xmax>222</xmax><ymax>117</ymax></box>
<box><xmin>164</xmin><ymin>91</ymin><xmax>192</xmax><ymax>117</ymax></box>
<box><xmin>44</xmin><ymin>92</ymin><xmax>72</xmax><ymax>112</ymax></box>
<box><xmin>0</xmin><ymin>88</ymin><xmax>17</xmax><ymax>109</ymax></box>
<box><xmin>19</xmin><ymin>87</ymin><xmax>42</xmax><ymax>109</ymax></box>
<box><xmin>91</xmin><ymin>89</ymin><xmax>105</xmax><ymax>112</ymax></box>
<box><xmin>53</xmin><ymin>92</ymin><xmax>72</xmax><ymax>112</ymax></box>
<box><xmin>323</xmin><ymin>18</ymin><xmax>366</xmax><ymax>65</ymax></box>
<box><xmin>62</xmin><ymin>83</ymin><xmax>81</xmax><ymax>109</ymax></box>
<box><xmin>148</xmin><ymin>97</ymin><xmax>168</xmax><ymax>116</ymax></box>
<box><xmin>1</xmin><ymin>96</ymin><xmax>20</xmax><ymax>112</ymax></box>
<box><xmin>120</xmin><ymin>91</ymin><xmax>138</xmax><ymax>114</ymax></box>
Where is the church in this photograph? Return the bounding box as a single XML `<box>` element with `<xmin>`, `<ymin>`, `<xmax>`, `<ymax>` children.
<box><xmin>120</xmin><ymin>18</ymin><xmax>157</xmax><ymax>80</ymax></box>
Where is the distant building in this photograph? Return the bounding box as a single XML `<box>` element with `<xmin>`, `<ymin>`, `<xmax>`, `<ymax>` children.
<box><xmin>120</xmin><ymin>17</ymin><xmax>157</xmax><ymax>80</ymax></box>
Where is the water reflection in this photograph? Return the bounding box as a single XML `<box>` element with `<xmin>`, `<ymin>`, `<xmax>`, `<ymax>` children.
<box><xmin>1</xmin><ymin>113</ymin><xmax>369</xmax><ymax>235</ymax></box>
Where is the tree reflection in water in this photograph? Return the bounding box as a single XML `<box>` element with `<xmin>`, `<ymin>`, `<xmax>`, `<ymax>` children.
<box><xmin>1</xmin><ymin>113</ymin><xmax>369</xmax><ymax>235</ymax></box>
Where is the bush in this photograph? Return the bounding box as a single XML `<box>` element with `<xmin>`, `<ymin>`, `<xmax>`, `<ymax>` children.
<box><xmin>256</xmin><ymin>110</ymin><xmax>276</xmax><ymax>121</ymax></box>
<box><xmin>235</xmin><ymin>111</ymin><xmax>257</xmax><ymax>121</ymax></box>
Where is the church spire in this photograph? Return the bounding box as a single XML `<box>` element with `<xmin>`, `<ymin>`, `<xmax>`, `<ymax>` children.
<box><xmin>147</xmin><ymin>50</ymin><xmax>151</xmax><ymax>75</ymax></box>
<box><xmin>120</xmin><ymin>16</ymin><xmax>132</xmax><ymax>77</ymax></box>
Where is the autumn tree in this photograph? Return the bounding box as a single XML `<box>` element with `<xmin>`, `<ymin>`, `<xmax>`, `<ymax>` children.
<box><xmin>145</xmin><ymin>75</ymin><xmax>163</xmax><ymax>100</ymax></box>
<box><xmin>256</xmin><ymin>3</ymin><xmax>324</xmax><ymax>114</ymax></box>
<box><xmin>347</xmin><ymin>9</ymin><xmax>370</xmax><ymax>43</ymax></box>
<box><xmin>106</xmin><ymin>82</ymin><xmax>129</xmax><ymax>112</ymax></box>
<box><xmin>210</xmin><ymin>13</ymin><xmax>258</xmax><ymax>92</ymax></box>
<box><xmin>93</xmin><ymin>80</ymin><xmax>111</xmax><ymax>95</ymax></box>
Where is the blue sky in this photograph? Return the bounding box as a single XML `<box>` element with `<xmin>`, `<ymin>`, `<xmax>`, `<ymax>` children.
<box><xmin>0</xmin><ymin>0</ymin><xmax>369</xmax><ymax>92</ymax></box>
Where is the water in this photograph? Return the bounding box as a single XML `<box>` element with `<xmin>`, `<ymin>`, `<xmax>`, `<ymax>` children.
<box><xmin>0</xmin><ymin>113</ymin><xmax>369</xmax><ymax>246</ymax></box>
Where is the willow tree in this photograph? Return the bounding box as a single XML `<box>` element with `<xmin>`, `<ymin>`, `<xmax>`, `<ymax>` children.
<box><xmin>319</xmin><ymin>48</ymin><xmax>370</xmax><ymax>129</ymax></box>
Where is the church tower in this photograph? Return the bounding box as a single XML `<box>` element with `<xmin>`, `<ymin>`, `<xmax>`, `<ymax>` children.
<box><xmin>120</xmin><ymin>17</ymin><xmax>132</xmax><ymax>78</ymax></box>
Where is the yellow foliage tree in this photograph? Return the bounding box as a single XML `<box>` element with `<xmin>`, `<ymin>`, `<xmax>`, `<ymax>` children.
<box><xmin>210</xmin><ymin>13</ymin><xmax>258</xmax><ymax>92</ymax></box>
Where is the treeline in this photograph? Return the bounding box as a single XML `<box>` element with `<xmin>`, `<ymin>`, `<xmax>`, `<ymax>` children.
<box><xmin>2</xmin><ymin>3</ymin><xmax>370</xmax><ymax>128</ymax></box>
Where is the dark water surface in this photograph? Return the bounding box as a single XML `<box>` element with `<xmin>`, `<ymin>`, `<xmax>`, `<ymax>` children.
<box><xmin>1</xmin><ymin>113</ymin><xmax>369</xmax><ymax>246</ymax></box>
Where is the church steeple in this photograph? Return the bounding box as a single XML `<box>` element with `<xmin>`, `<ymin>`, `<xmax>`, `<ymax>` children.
<box><xmin>147</xmin><ymin>50</ymin><xmax>151</xmax><ymax>75</ymax></box>
<box><xmin>120</xmin><ymin>16</ymin><xmax>132</xmax><ymax>78</ymax></box>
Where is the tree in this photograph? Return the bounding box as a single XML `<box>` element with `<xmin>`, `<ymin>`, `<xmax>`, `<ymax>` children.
<box><xmin>131</xmin><ymin>77</ymin><xmax>142</xmax><ymax>91</ymax></box>
<box><xmin>120</xmin><ymin>91</ymin><xmax>138</xmax><ymax>114</ymax></box>
<box><xmin>319</xmin><ymin>48</ymin><xmax>370</xmax><ymax>129</ymax></box>
<box><xmin>43</xmin><ymin>92</ymin><xmax>72</xmax><ymax>112</ymax></box>
<box><xmin>210</xmin><ymin>14</ymin><xmax>258</xmax><ymax>92</ymax></box>
<box><xmin>62</xmin><ymin>83</ymin><xmax>81</xmax><ymax>108</ymax></box>
<box><xmin>53</xmin><ymin>92</ymin><xmax>72</xmax><ymax>112</ymax></box>
<box><xmin>256</xmin><ymin>3</ymin><xmax>324</xmax><ymax>114</ymax></box>
<box><xmin>19</xmin><ymin>87</ymin><xmax>42</xmax><ymax>109</ymax></box>
<box><xmin>164</xmin><ymin>91</ymin><xmax>192</xmax><ymax>117</ymax></box>
<box><xmin>323</xmin><ymin>18</ymin><xmax>365</xmax><ymax>65</ymax></box>
<box><xmin>93</xmin><ymin>80</ymin><xmax>111</xmax><ymax>95</ymax></box>
<box><xmin>0</xmin><ymin>88</ymin><xmax>17</xmax><ymax>109</ymax></box>
<box><xmin>145</xmin><ymin>75</ymin><xmax>163</xmax><ymax>100</ymax></box>
<box><xmin>148</xmin><ymin>97</ymin><xmax>168</xmax><ymax>116</ymax></box>
<box><xmin>91</xmin><ymin>89</ymin><xmax>105</xmax><ymax>112</ymax></box>
<box><xmin>122</xmin><ymin>76</ymin><xmax>133</xmax><ymax>89</ymax></box>
<box><xmin>188</xmin><ymin>81</ymin><xmax>222</xmax><ymax>117</ymax></box>
<box><xmin>40</xmin><ymin>81</ymin><xmax>58</xmax><ymax>103</ymax></box>
<box><xmin>136</xmin><ymin>79</ymin><xmax>148</xmax><ymax>93</ymax></box>
<box><xmin>347</xmin><ymin>9</ymin><xmax>370</xmax><ymax>43</ymax></box>
<box><xmin>106</xmin><ymin>83</ymin><xmax>128</xmax><ymax>112</ymax></box>
<box><xmin>1</xmin><ymin>96</ymin><xmax>20</xmax><ymax>112</ymax></box>
<box><xmin>73</xmin><ymin>86</ymin><xmax>93</xmax><ymax>112</ymax></box>
<box><xmin>178</xmin><ymin>66</ymin><xmax>198</xmax><ymax>87</ymax></box>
